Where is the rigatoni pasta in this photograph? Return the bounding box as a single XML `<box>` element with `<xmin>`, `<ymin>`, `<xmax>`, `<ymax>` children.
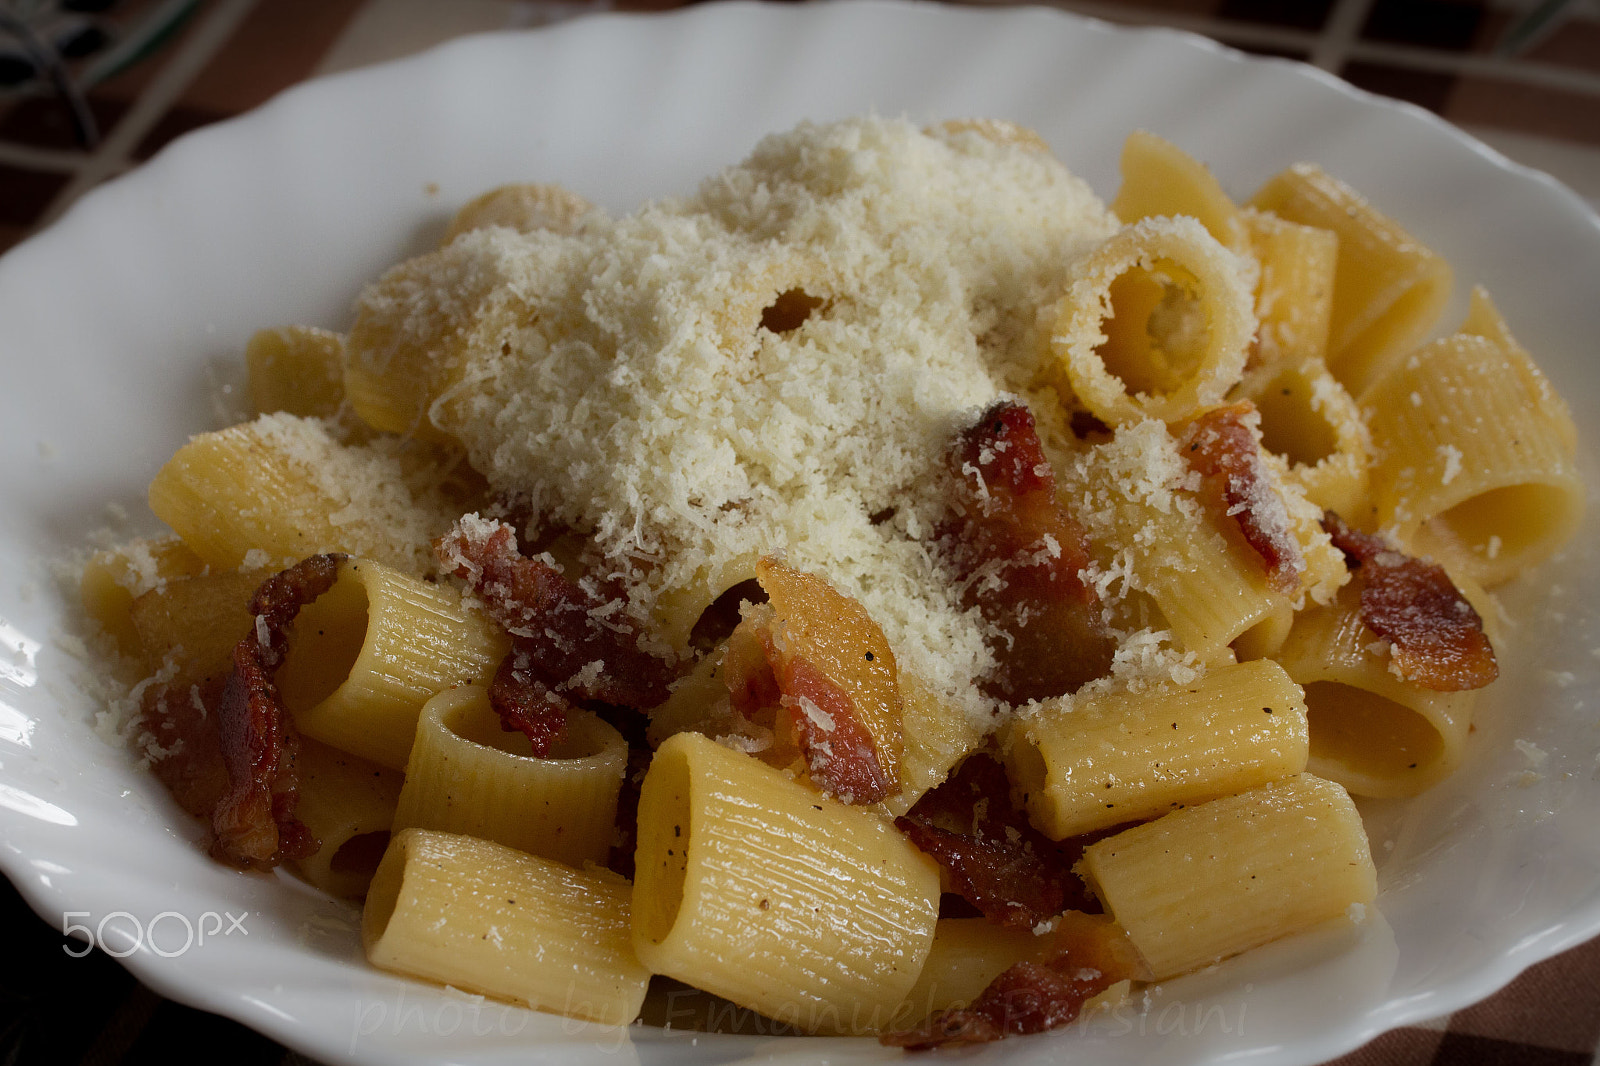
<box><xmin>1240</xmin><ymin>207</ymin><xmax>1337</xmax><ymax>368</ymax></box>
<box><xmin>1234</xmin><ymin>355</ymin><xmax>1369</xmax><ymax>517</ymax></box>
<box><xmin>79</xmin><ymin>536</ymin><xmax>207</xmax><ymax>656</ymax></box>
<box><xmin>146</xmin><ymin>412</ymin><xmax>455</xmax><ymax>574</ymax></box>
<box><xmin>364</xmin><ymin>828</ymin><xmax>650</xmax><ymax>1026</ymax></box>
<box><xmin>1006</xmin><ymin>659</ymin><xmax>1309</xmax><ymax>839</ymax></box>
<box><xmin>1276</xmin><ymin>585</ymin><xmax>1476</xmax><ymax>797</ymax></box>
<box><xmin>83</xmin><ymin>117</ymin><xmax>1584</xmax><ymax>1046</ymax></box>
<box><xmin>1248</xmin><ymin>162</ymin><xmax>1452</xmax><ymax>394</ymax></box>
<box><xmin>246</xmin><ymin>325</ymin><xmax>347</xmax><ymax>421</ymax></box>
<box><xmin>275</xmin><ymin>557</ymin><xmax>509</xmax><ymax>768</ymax></box>
<box><xmin>1078</xmin><ymin>774</ymin><xmax>1376</xmax><ymax>980</ymax></box>
<box><xmin>1051</xmin><ymin>215</ymin><xmax>1255</xmax><ymax>425</ymax></box>
<box><xmin>1111</xmin><ymin>129</ymin><xmax>1247</xmax><ymax>250</ymax></box>
<box><xmin>393</xmin><ymin>686</ymin><xmax>626</xmax><ymax>867</ymax></box>
<box><xmin>290</xmin><ymin>740</ymin><xmax>403</xmax><ymax>899</ymax></box>
<box><xmin>1361</xmin><ymin>325</ymin><xmax>1582</xmax><ymax>587</ymax></box>
<box><xmin>631</xmin><ymin>731</ymin><xmax>940</xmax><ymax>1035</ymax></box>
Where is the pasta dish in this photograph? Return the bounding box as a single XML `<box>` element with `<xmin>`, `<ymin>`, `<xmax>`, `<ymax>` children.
<box><xmin>78</xmin><ymin>116</ymin><xmax>1583</xmax><ymax>1045</ymax></box>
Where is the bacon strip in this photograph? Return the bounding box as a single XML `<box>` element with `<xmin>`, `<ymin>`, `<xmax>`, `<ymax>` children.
<box><xmin>882</xmin><ymin>918</ymin><xmax>1139</xmax><ymax>1049</ymax></box>
<box><xmin>779</xmin><ymin>654</ymin><xmax>891</xmax><ymax>804</ymax></box>
<box><xmin>486</xmin><ymin>650</ymin><xmax>569</xmax><ymax>756</ymax></box>
<box><xmin>883</xmin><ymin>960</ymin><xmax>1116</xmax><ymax>1049</ymax></box>
<box><xmin>896</xmin><ymin>755</ymin><xmax>1102</xmax><ymax>928</ymax></box>
<box><xmin>140</xmin><ymin>674</ymin><xmax>231</xmax><ymax>819</ymax></box>
<box><xmin>1180</xmin><ymin>402</ymin><xmax>1304</xmax><ymax>595</ymax></box>
<box><xmin>1321</xmin><ymin>512</ymin><xmax>1498</xmax><ymax>691</ymax></box>
<box><xmin>437</xmin><ymin>517</ymin><xmax>676</xmax><ymax>755</ymax></box>
<box><xmin>721</xmin><ymin>616</ymin><xmax>892</xmax><ymax>804</ymax></box>
<box><xmin>210</xmin><ymin>555</ymin><xmax>338</xmax><ymax>869</ymax></box>
<box><xmin>939</xmin><ymin>401</ymin><xmax>1114</xmax><ymax>703</ymax></box>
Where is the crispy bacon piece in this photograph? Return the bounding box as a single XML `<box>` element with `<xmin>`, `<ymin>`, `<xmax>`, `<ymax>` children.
<box><xmin>140</xmin><ymin>674</ymin><xmax>231</xmax><ymax>819</ymax></box>
<box><xmin>896</xmin><ymin>755</ymin><xmax>1102</xmax><ymax>928</ymax></box>
<box><xmin>884</xmin><ymin>961</ymin><xmax>1113</xmax><ymax>1049</ymax></box>
<box><xmin>210</xmin><ymin>555</ymin><xmax>339</xmax><ymax>869</ymax></box>
<box><xmin>436</xmin><ymin>517</ymin><xmax>676</xmax><ymax>754</ymax></box>
<box><xmin>1321</xmin><ymin>512</ymin><xmax>1498</xmax><ymax>690</ymax></box>
<box><xmin>1180</xmin><ymin>402</ymin><xmax>1305</xmax><ymax>595</ymax></box>
<box><xmin>940</xmin><ymin>401</ymin><xmax>1115</xmax><ymax>703</ymax></box>
<box><xmin>779</xmin><ymin>654</ymin><xmax>891</xmax><ymax>803</ymax></box>
<box><xmin>882</xmin><ymin>918</ymin><xmax>1139</xmax><ymax>1049</ymax></box>
<box><xmin>487</xmin><ymin>651</ymin><xmax>569</xmax><ymax>756</ymax></box>
<box><xmin>755</xmin><ymin>557</ymin><xmax>902</xmax><ymax>803</ymax></box>
<box><xmin>721</xmin><ymin>615</ymin><xmax>892</xmax><ymax>804</ymax></box>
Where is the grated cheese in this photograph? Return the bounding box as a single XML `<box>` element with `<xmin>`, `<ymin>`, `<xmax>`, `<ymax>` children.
<box><xmin>350</xmin><ymin>117</ymin><xmax>1125</xmax><ymax>724</ymax></box>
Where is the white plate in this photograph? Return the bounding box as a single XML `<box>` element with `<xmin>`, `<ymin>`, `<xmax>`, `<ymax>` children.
<box><xmin>1</xmin><ymin>3</ymin><xmax>1597</xmax><ymax>1063</ymax></box>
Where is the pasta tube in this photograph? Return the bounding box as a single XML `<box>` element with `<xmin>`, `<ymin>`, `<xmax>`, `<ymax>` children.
<box><xmin>934</xmin><ymin>118</ymin><xmax>1054</xmax><ymax>154</ymax></box>
<box><xmin>344</xmin><ymin>230</ymin><xmax>537</xmax><ymax>441</ymax></box>
<box><xmin>883</xmin><ymin>674</ymin><xmax>984</xmax><ymax>818</ymax></box>
<box><xmin>81</xmin><ymin>536</ymin><xmax>207</xmax><ymax>657</ymax></box>
<box><xmin>277</xmin><ymin>558</ymin><xmax>509</xmax><ymax>769</ymax></box>
<box><xmin>246</xmin><ymin>325</ymin><xmax>346</xmax><ymax>420</ymax></box>
<box><xmin>129</xmin><ymin>567</ymin><xmax>270</xmax><ymax>686</ymax></box>
<box><xmin>146</xmin><ymin>412</ymin><xmax>449</xmax><ymax>574</ymax></box>
<box><xmin>1234</xmin><ymin>355</ymin><xmax>1370</xmax><ymax>518</ymax></box>
<box><xmin>1007</xmin><ymin>659</ymin><xmax>1309</xmax><ymax>840</ymax></box>
<box><xmin>1363</xmin><ymin>314</ymin><xmax>1582</xmax><ymax>587</ymax></box>
<box><xmin>1241</xmin><ymin>207</ymin><xmax>1337</xmax><ymax>368</ymax></box>
<box><xmin>393</xmin><ymin>687</ymin><xmax>627</xmax><ymax>867</ymax></box>
<box><xmin>1276</xmin><ymin>585</ymin><xmax>1476</xmax><ymax>797</ymax></box>
<box><xmin>364</xmin><ymin>828</ymin><xmax>649</xmax><ymax>1026</ymax></box>
<box><xmin>632</xmin><ymin>731</ymin><xmax>939</xmax><ymax>1034</ymax></box>
<box><xmin>891</xmin><ymin>913</ymin><xmax>1141</xmax><ymax>1028</ymax></box>
<box><xmin>1078</xmin><ymin>774</ymin><xmax>1376</xmax><ymax>980</ymax></box>
<box><xmin>289</xmin><ymin>740</ymin><xmax>403</xmax><ymax>899</ymax></box>
<box><xmin>1249</xmin><ymin>163</ymin><xmax>1451</xmax><ymax>393</ymax></box>
<box><xmin>442</xmin><ymin>182</ymin><xmax>595</xmax><ymax>244</ymax></box>
<box><xmin>1110</xmin><ymin>130</ymin><xmax>1246</xmax><ymax>250</ymax></box>
<box><xmin>1067</xmin><ymin>421</ymin><xmax>1282</xmax><ymax>659</ymax></box>
<box><xmin>1050</xmin><ymin>215</ymin><xmax>1254</xmax><ymax>425</ymax></box>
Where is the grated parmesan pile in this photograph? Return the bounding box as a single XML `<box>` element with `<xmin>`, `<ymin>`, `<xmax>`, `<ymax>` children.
<box><xmin>350</xmin><ymin>117</ymin><xmax>1135</xmax><ymax>725</ymax></box>
<box><xmin>347</xmin><ymin>117</ymin><xmax>1337</xmax><ymax>729</ymax></box>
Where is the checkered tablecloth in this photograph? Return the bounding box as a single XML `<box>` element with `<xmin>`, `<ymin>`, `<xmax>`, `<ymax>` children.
<box><xmin>3</xmin><ymin>1</ymin><xmax>1598</xmax><ymax>1063</ymax></box>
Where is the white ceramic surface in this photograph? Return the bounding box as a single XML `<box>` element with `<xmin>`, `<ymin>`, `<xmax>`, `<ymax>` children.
<box><xmin>0</xmin><ymin>3</ymin><xmax>1597</xmax><ymax>1064</ymax></box>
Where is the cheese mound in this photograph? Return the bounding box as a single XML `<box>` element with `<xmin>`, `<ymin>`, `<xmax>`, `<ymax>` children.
<box><xmin>350</xmin><ymin>117</ymin><xmax>1120</xmax><ymax>723</ymax></box>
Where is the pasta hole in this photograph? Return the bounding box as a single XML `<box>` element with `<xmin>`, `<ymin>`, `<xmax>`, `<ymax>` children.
<box><xmin>277</xmin><ymin>571</ymin><xmax>369</xmax><ymax>714</ymax></box>
<box><xmin>360</xmin><ymin>833</ymin><xmax>408</xmax><ymax>950</ymax></box>
<box><xmin>1095</xmin><ymin>262</ymin><xmax>1207</xmax><ymax>398</ymax></box>
<box><xmin>1304</xmin><ymin>682</ymin><xmax>1443</xmax><ymax>782</ymax></box>
<box><xmin>689</xmin><ymin>578</ymin><xmax>767</xmax><ymax>655</ymax></box>
<box><xmin>442</xmin><ymin>689</ymin><xmax>610</xmax><ymax>760</ymax></box>
<box><xmin>329</xmin><ymin>831</ymin><xmax>390</xmax><ymax>885</ymax></box>
<box><xmin>1415</xmin><ymin>484</ymin><xmax>1579</xmax><ymax>570</ymax></box>
<box><xmin>1005</xmin><ymin>738</ymin><xmax>1047</xmax><ymax>818</ymax></box>
<box><xmin>633</xmin><ymin>744</ymin><xmax>692</xmax><ymax>946</ymax></box>
<box><xmin>1252</xmin><ymin>367</ymin><xmax>1338</xmax><ymax>468</ymax></box>
<box><xmin>759</xmin><ymin>288</ymin><xmax>824</xmax><ymax>333</ymax></box>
